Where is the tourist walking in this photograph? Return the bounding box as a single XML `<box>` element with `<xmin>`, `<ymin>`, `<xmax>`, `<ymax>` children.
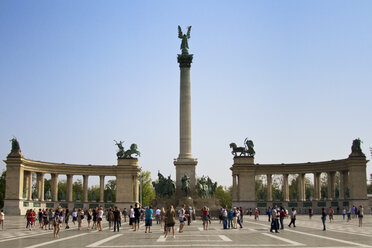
<box><xmin>98</xmin><ymin>206</ymin><xmax>103</xmax><ymax>231</ymax></box>
<box><xmin>53</xmin><ymin>208</ymin><xmax>61</xmax><ymax>238</ymax></box>
<box><xmin>108</xmin><ymin>209</ymin><xmax>114</xmax><ymax>230</ymax></box>
<box><xmin>122</xmin><ymin>208</ymin><xmax>128</xmax><ymax>223</ymax></box>
<box><xmin>134</xmin><ymin>203</ymin><xmax>141</xmax><ymax>231</ymax></box>
<box><xmin>237</xmin><ymin>208</ymin><xmax>243</xmax><ymax>229</ymax></box>
<box><xmin>267</xmin><ymin>207</ymin><xmax>272</xmax><ymax>222</ymax></box>
<box><xmin>358</xmin><ymin>205</ymin><xmax>364</xmax><ymax>227</ymax></box>
<box><xmin>270</xmin><ymin>206</ymin><xmax>279</xmax><ymax>233</ymax></box>
<box><xmin>308</xmin><ymin>207</ymin><xmax>313</xmax><ymax>220</ymax></box>
<box><xmin>347</xmin><ymin>207</ymin><xmax>351</xmax><ymax>222</ymax></box>
<box><xmin>77</xmin><ymin>208</ymin><xmax>84</xmax><ymax>230</ymax></box>
<box><xmin>160</xmin><ymin>207</ymin><xmax>166</xmax><ymax>232</ymax></box>
<box><xmin>64</xmin><ymin>208</ymin><xmax>70</xmax><ymax>229</ymax></box>
<box><xmin>255</xmin><ymin>208</ymin><xmax>259</xmax><ymax>221</ymax></box>
<box><xmin>233</xmin><ymin>207</ymin><xmax>238</xmax><ymax>229</ymax></box>
<box><xmin>321</xmin><ymin>207</ymin><xmax>327</xmax><ymax>231</ymax></box>
<box><xmin>227</xmin><ymin>207</ymin><xmax>234</xmax><ymax>229</ymax></box>
<box><xmin>0</xmin><ymin>209</ymin><xmax>4</xmax><ymax>230</ymax></box>
<box><xmin>72</xmin><ymin>208</ymin><xmax>77</xmax><ymax>225</ymax></box>
<box><xmin>342</xmin><ymin>208</ymin><xmax>346</xmax><ymax>220</ymax></box>
<box><xmin>279</xmin><ymin>207</ymin><xmax>286</xmax><ymax>229</ymax></box>
<box><xmin>87</xmin><ymin>209</ymin><xmax>92</xmax><ymax>230</ymax></box>
<box><xmin>240</xmin><ymin>207</ymin><xmax>244</xmax><ymax>223</ymax></box>
<box><xmin>129</xmin><ymin>205</ymin><xmax>135</xmax><ymax>229</ymax></box>
<box><xmin>48</xmin><ymin>209</ymin><xmax>54</xmax><ymax>230</ymax></box>
<box><xmin>155</xmin><ymin>207</ymin><xmax>161</xmax><ymax>224</ymax></box>
<box><xmin>113</xmin><ymin>206</ymin><xmax>121</xmax><ymax>232</ymax></box>
<box><xmin>165</xmin><ymin>205</ymin><xmax>176</xmax><ymax>238</ymax></box>
<box><xmin>185</xmin><ymin>206</ymin><xmax>191</xmax><ymax>226</ymax></box>
<box><xmin>178</xmin><ymin>204</ymin><xmax>186</xmax><ymax>233</ymax></box>
<box><xmin>328</xmin><ymin>207</ymin><xmax>334</xmax><ymax>223</ymax></box>
<box><xmin>145</xmin><ymin>206</ymin><xmax>153</xmax><ymax>233</ymax></box>
<box><xmin>288</xmin><ymin>208</ymin><xmax>297</xmax><ymax>227</ymax></box>
<box><xmin>202</xmin><ymin>206</ymin><xmax>209</xmax><ymax>230</ymax></box>
<box><xmin>222</xmin><ymin>207</ymin><xmax>227</xmax><ymax>229</ymax></box>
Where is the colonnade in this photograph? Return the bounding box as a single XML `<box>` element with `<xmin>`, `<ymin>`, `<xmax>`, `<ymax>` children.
<box><xmin>231</xmin><ymin>150</ymin><xmax>368</xmax><ymax>210</ymax></box>
<box><xmin>22</xmin><ymin>172</ymin><xmax>109</xmax><ymax>203</ymax></box>
<box><xmin>4</xmin><ymin>151</ymin><xmax>141</xmax><ymax>215</ymax></box>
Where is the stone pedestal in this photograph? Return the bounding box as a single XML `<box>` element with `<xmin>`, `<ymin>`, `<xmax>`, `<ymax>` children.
<box><xmin>174</xmin><ymin>158</ymin><xmax>198</xmax><ymax>198</ymax></box>
<box><xmin>116</xmin><ymin>158</ymin><xmax>140</xmax><ymax>204</ymax></box>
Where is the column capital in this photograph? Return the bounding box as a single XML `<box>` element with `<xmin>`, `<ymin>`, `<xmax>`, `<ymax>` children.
<box><xmin>177</xmin><ymin>54</ymin><xmax>193</xmax><ymax>68</ymax></box>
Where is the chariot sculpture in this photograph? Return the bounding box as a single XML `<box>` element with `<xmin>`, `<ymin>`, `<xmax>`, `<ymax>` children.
<box><xmin>230</xmin><ymin>138</ymin><xmax>255</xmax><ymax>157</ymax></box>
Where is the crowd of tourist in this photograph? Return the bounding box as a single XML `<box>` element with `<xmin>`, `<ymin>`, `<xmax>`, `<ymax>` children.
<box><xmin>0</xmin><ymin>203</ymin><xmax>367</xmax><ymax>237</ymax></box>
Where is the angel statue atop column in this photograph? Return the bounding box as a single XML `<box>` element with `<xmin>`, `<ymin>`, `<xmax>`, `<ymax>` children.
<box><xmin>178</xmin><ymin>25</ymin><xmax>191</xmax><ymax>55</ymax></box>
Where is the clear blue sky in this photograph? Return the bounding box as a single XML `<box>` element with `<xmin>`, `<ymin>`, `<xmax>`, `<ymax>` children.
<box><xmin>1</xmin><ymin>0</ymin><xmax>371</xmax><ymax>187</ymax></box>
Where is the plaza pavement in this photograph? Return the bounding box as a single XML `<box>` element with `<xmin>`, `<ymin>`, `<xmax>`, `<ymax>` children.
<box><xmin>0</xmin><ymin>214</ymin><xmax>371</xmax><ymax>248</ymax></box>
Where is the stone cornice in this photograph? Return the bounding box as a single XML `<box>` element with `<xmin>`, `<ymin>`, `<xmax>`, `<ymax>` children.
<box><xmin>230</xmin><ymin>157</ymin><xmax>366</xmax><ymax>174</ymax></box>
<box><xmin>18</xmin><ymin>158</ymin><xmax>140</xmax><ymax>176</ymax></box>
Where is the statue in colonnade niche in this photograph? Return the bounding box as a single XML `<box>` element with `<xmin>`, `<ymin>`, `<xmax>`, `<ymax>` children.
<box><xmin>92</xmin><ymin>192</ymin><xmax>97</xmax><ymax>202</ymax></box>
<box><xmin>230</xmin><ymin>138</ymin><xmax>255</xmax><ymax>157</ymax></box>
<box><xmin>45</xmin><ymin>189</ymin><xmax>52</xmax><ymax>200</ymax></box>
<box><xmin>107</xmin><ymin>191</ymin><xmax>112</xmax><ymax>202</ymax></box>
<box><xmin>76</xmin><ymin>191</ymin><xmax>81</xmax><ymax>201</ymax></box>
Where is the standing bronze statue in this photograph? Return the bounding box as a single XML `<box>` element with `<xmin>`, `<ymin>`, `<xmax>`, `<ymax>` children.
<box><xmin>181</xmin><ymin>174</ymin><xmax>191</xmax><ymax>197</ymax></box>
<box><xmin>178</xmin><ymin>25</ymin><xmax>191</xmax><ymax>55</ymax></box>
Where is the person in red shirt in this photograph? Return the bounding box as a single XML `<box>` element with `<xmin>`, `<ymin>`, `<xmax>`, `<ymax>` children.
<box><xmin>27</xmin><ymin>209</ymin><xmax>36</xmax><ymax>230</ymax></box>
<box><xmin>202</xmin><ymin>206</ymin><xmax>209</xmax><ymax>230</ymax></box>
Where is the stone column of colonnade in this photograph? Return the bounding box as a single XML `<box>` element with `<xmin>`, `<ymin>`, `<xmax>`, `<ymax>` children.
<box><xmin>36</xmin><ymin>172</ymin><xmax>45</xmax><ymax>201</ymax></box>
<box><xmin>298</xmin><ymin>173</ymin><xmax>306</xmax><ymax>201</ymax></box>
<box><xmin>267</xmin><ymin>174</ymin><xmax>272</xmax><ymax>201</ymax></box>
<box><xmin>282</xmin><ymin>174</ymin><xmax>289</xmax><ymax>201</ymax></box>
<box><xmin>83</xmin><ymin>175</ymin><xmax>89</xmax><ymax>202</ymax></box>
<box><xmin>67</xmin><ymin>174</ymin><xmax>73</xmax><ymax>202</ymax></box>
<box><xmin>24</xmin><ymin>171</ymin><xmax>33</xmax><ymax>200</ymax></box>
<box><xmin>100</xmin><ymin>175</ymin><xmax>105</xmax><ymax>203</ymax></box>
<box><xmin>51</xmin><ymin>173</ymin><xmax>58</xmax><ymax>202</ymax></box>
<box><xmin>327</xmin><ymin>172</ymin><xmax>336</xmax><ymax>200</ymax></box>
<box><xmin>313</xmin><ymin>172</ymin><xmax>321</xmax><ymax>200</ymax></box>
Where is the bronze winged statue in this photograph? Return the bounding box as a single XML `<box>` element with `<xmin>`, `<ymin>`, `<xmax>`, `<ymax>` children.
<box><xmin>178</xmin><ymin>25</ymin><xmax>191</xmax><ymax>55</ymax></box>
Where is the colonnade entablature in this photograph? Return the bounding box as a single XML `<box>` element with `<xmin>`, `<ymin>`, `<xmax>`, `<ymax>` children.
<box><xmin>231</xmin><ymin>147</ymin><xmax>369</xmax><ymax>213</ymax></box>
<box><xmin>4</xmin><ymin>149</ymin><xmax>141</xmax><ymax>215</ymax></box>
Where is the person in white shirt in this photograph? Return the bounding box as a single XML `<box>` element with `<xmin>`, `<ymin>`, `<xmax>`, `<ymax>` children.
<box><xmin>288</xmin><ymin>208</ymin><xmax>297</xmax><ymax>227</ymax></box>
<box><xmin>155</xmin><ymin>208</ymin><xmax>161</xmax><ymax>224</ymax></box>
<box><xmin>0</xmin><ymin>210</ymin><xmax>4</xmax><ymax>230</ymax></box>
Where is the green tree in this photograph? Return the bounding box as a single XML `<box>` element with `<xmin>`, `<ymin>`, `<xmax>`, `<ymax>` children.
<box><xmin>215</xmin><ymin>185</ymin><xmax>232</xmax><ymax>208</ymax></box>
<box><xmin>72</xmin><ymin>179</ymin><xmax>83</xmax><ymax>201</ymax></box>
<box><xmin>44</xmin><ymin>178</ymin><xmax>51</xmax><ymax>199</ymax></box>
<box><xmin>105</xmin><ymin>179</ymin><xmax>116</xmax><ymax>202</ymax></box>
<box><xmin>58</xmin><ymin>180</ymin><xmax>67</xmax><ymax>201</ymax></box>
<box><xmin>0</xmin><ymin>170</ymin><xmax>6</xmax><ymax>208</ymax></box>
<box><xmin>140</xmin><ymin>171</ymin><xmax>155</xmax><ymax>206</ymax></box>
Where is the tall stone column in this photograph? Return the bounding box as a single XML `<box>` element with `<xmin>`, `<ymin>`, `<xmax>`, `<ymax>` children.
<box><xmin>339</xmin><ymin>171</ymin><xmax>344</xmax><ymax>199</ymax></box>
<box><xmin>36</xmin><ymin>172</ymin><xmax>45</xmax><ymax>201</ymax></box>
<box><xmin>83</xmin><ymin>175</ymin><xmax>89</xmax><ymax>202</ymax></box>
<box><xmin>282</xmin><ymin>174</ymin><xmax>289</xmax><ymax>201</ymax></box>
<box><xmin>100</xmin><ymin>175</ymin><xmax>105</xmax><ymax>203</ymax></box>
<box><xmin>342</xmin><ymin>171</ymin><xmax>349</xmax><ymax>199</ymax></box>
<box><xmin>174</xmin><ymin>51</ymin><xmax>198</xmax><ymax>197</ymax></box>
<box><xmin>27</xmin><ymin>171</ymin><xmax>33</xmax><ymax>200</ymax></box>
<box><xmin>51</xmin><ymin>173</ymin><xmax>58</xmax><ymax>202</ymax></box>
<box><xmin>327</xmin><ymin>172</ymin><xmax>336</xmax><ymax>200</ymax></box>
<box><xmin>232</xmin><ymin>174</ymin><xmax>237</xmax><ymax>201</ymax></box>
<box><xmin>298</xmin><ymin>173</ymin><xmax>305</xmax><ymax>201</ymax></box>
<box><xmin>267</xmin><ymin>174</ymin><xmax>272</xmax><ymax>201</ymax></box>
<box><xmin>67</xmin><ymin>174</ymin><xmax>73</xmax><ymax>202</ymax></box>
<box><xmin>314</xmin><ymin>172</ymin><xmax>321</xmax><ymax>200</ymax></box>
